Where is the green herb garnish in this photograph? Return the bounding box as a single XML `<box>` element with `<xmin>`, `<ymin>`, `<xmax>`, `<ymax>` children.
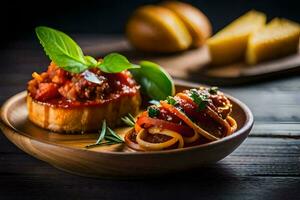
<box><xmin>121</xmin><ymin>113</ymin><xmax>136</xmax><ymax>127</ymax></box>
<box><xmin>189</xmin><ymin>89</ymin><xmax>209</xmax><ymax>111</ymax></box>
<box><xmin>130</xmin><ymin>61</ymin><xmax>175</xmax><ymax>100</ymax></box>
<box><xmin>35</xmin><ymin>26</ymin><xmax>139</xmax><ymax>73</ymax></box>
<box><xmin>35</xmin><ymin>26</ymin><xmax>174</xmax><ymax>101</ymax></box>
<box><xmin>209</xmin><ymin>86</ymin><xmax>219</xmax><ymax>95</ymax></box>
<box><xmin>148</xmin><ymin>106</ymin><xmax>160</xmax><ymax>118</ymax></box>
<box><xmin>106</xmin><ymin>127</ymin><xmax>124</xmax><ymax>143</ymax></box>
<box><xmin>166</xmin><ymin>96</ymin><xmax>177</xmax><ymax>105</ymax></box>
<box><xmin>99</xmin><ymin>53</ymin><xmax>139</xmax><ymax>73</ymax></box>
<box><xmin>36</xmin><ymin>26</ymin><xmax>91</xmax><ymax>73</ymax></box>
<box><xmin>85</xmin><ymin>120</ymin><xmax>124</xmax><ymax>148</ymax></box>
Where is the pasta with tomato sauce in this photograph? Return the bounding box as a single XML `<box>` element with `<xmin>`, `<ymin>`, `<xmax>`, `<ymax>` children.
<box><xmin>125</xmin><ymin>87</ymin><xmax>237</xmax><ymax>151</ymax></box>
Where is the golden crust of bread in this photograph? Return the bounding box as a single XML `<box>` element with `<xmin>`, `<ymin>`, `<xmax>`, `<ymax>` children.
<box><xmin>27</xmin><ymin>93</ymin><xmax>141</xmax><ymax>133</ymax></box>
<box><xmin>161</xmin><ymin>1</ymin><xmax>212</xmax><ymax>47</ymax></box>
<box><xmin>126</xmin><ymin>2</ymin><xmax>212</xmax><ymax>52</ymax></box>
<box><xmin>126</xmin><ymin>5</ymin><xmax>192</xmax><ymax>53</ymax></box>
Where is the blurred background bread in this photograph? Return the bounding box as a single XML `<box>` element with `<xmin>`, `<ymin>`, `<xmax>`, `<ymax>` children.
<box><xmin>126</xmin><ymin>5</ymin><xmax>192</xmax><ymax>53</ymax></box>
<box><xmin>161</xmin><ymin>1</ymin><xmax>212</xmax><ymax>47</ymax></box>
<box><xmin>126</xmin><ymin>1</ymin><xmax>212</xmax><ymax>53</ymax></box>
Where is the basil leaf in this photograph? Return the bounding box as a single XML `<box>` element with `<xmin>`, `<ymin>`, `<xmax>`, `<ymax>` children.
<box><xmin>85</xmin><ymin>56</ymin><xmax>98</xmax><ymax>67</ymax></box>
<box><xmin>59</xmin><ymin>65</ymin><xmax>88</xmax><ymax>74</ymax></box>
<box><xmin>35</xmin><ymin>26</ymin><xmax>89</xmax><ymax>73</ymax></box>
<box><xmin>98</xmin><ymin>53</ymin><xmax>140</xmax><ymax>73</ymax></box>
<box><xmin>35</xmin><ymin>27</ymin><xmax>141</xmax><ymax>74</ymax></box>
<box><xmin>130</xmin><ymin>61</ymin><xmax>175</xmax><ymax>100</ymax></box>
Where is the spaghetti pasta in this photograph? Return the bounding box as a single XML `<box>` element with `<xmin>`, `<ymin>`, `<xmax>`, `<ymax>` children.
<box><xmin>125</xmin><ymin>87</ymin><xmax>238</xmax><ymax>151</ymax></box>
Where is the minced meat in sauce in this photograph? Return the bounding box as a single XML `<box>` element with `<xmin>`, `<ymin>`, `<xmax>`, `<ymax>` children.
<box><xmin>27</xmin><ymin>62</ymin><xmax>139</xmax><ymax>108</ymax></box>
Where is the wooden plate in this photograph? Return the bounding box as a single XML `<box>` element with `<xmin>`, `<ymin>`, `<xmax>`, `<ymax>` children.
<box><xmin>85</xmin><ymin>37</ymin><xmax>300</xmax><ymax>86</ymax></box>
<box><xmin>0</xmin><ymin>81</ymin><xmax>253</xmax><ymax>178</ymax></box>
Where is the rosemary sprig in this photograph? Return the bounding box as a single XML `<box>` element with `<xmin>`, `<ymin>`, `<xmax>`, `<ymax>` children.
<box><xmin>95</xmin><ymin>120</ymin><xmax>107</xmax><ymax>144</ymax></box>
<box><xmin>85</xmin><ymin>120</ymin><xmax>124</xmax><ymax>149</ymax></box>
<box><xmin>121</xmin><ymin>113</ymin><xmax>136</xmax><ymax>127</ymax></box>
<box><xmin>106</xmin><ymin>127</ymin><xmax>124</xmax><ymax>142</ymax></box>
<box><xmin>85</xmin><ymin>141</ymin><xmax>116</xmax><ymax>149</ymax></box>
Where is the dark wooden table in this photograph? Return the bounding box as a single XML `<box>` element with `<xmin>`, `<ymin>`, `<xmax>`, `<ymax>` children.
<box><xmin>1</xmin><ymin>36</ymin><xmax>300</xmax><ymax>200</ymax></box>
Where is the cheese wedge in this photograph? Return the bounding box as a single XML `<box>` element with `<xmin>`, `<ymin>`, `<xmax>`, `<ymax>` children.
<box><xmin>208</xmin><ymin>10</ymin><xmax>266</xmax><ymax>65</ymax></box>
<box><xmin>246</xmin><ymin>18</ymin><xmax>300</xmax><ymax>65</ymax></box>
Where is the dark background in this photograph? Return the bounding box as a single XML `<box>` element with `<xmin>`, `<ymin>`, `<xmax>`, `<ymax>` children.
<box><xmin>2</xmin><ymin>0</ymin><xmax>300</xmax><ymax>48</ymax></box>
<box><xmin>1</xmin><ymin>1</ymin><xmax>300</xmax><ymax>199</ymax></box>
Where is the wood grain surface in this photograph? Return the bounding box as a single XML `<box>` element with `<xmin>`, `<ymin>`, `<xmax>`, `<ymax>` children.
<box><xmin>0</xmin><ymin>35</ymin><xmax>299</xmax><ymax>200</ymax></box>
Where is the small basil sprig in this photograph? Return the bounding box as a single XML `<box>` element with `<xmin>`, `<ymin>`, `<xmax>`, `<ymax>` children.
<box><xmin>35</xmin><ymin>26</ymin><xmax>175</xmax><ymax>101</ymax></box>
<box><xmin>35</xmin><ymin>26</ymin><xmax>139</xmax><ymax>73</ymax></box>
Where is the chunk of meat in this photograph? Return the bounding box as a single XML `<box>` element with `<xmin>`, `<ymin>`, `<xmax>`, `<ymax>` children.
<box><xmin>35</xmin><ymin>83</ymin><xmax>59</xmax><ymax>101</ymax></box>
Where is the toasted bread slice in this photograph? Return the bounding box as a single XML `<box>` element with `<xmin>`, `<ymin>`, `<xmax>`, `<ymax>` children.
<box><xmin>27</xmin><ymin>93</ymin><xmax>141</xmax><ymax>133</ymax></box>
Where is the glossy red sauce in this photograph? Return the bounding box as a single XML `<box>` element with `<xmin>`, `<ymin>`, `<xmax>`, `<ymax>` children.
<box><xmin>156</xmin><ymin>107</ymin><xmax>183</xmax><ymax>124</ymax></box>
<box><xmin>27</xmin><ymin>62</ymin><xmax>139</xmax><ymax>108</ymax></box>
<box><xmin>176</xmin><ymin>92</ymin><xmax>226</xmax><ymax>137</ymax></box>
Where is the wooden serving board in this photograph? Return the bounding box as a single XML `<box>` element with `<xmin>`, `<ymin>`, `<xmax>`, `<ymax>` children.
<box><xmin>84</xmin><ymin>37</ymin><xmax>300</xmax><ymax>86</ymax></box>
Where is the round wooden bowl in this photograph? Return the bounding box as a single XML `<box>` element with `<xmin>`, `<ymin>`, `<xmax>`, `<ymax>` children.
<box><xmin>0</xmin><ymin>81</ymin><xmax>253</xmax><ymax>178</ymax></box>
